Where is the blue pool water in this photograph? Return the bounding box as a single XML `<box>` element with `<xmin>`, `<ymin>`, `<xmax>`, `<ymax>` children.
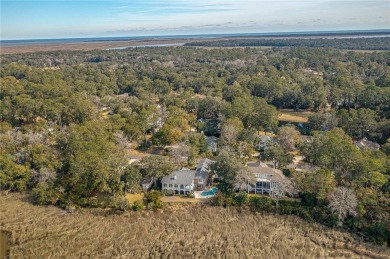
<box><xmin>201</xmin><ymin>187</ymin><xmax>218</xmax><ymax>196</ymax></box>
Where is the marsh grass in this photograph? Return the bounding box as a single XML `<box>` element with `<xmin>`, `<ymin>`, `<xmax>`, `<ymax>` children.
<box><xmin>1</xmin><ymin>194</ymin><xmax>389</xmax><ymax>258</ymax></box>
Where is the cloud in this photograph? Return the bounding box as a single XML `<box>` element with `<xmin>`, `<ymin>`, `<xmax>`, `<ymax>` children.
<box><xmin>2</xmin><ymin>0</ymin><xmax>389</xmax><ymax>39</ymax></box>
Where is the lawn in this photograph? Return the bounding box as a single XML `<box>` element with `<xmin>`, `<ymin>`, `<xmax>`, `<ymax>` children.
<box><xmin>127</xmin><ymin>149</ymin><xmax>150</xmax><ymax>157</ymax></box>
<box><xmin>278</xmin><ymin>109</ymin><xmax>313</xmax><ymax>123</ymax></box>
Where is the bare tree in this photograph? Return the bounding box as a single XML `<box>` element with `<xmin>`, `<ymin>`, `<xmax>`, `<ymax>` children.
<box><xmin>235</xmin><ymin>168</ymin><xmax>256</xmax><ymax>192</ymax></box>
<box><xmin>328</xmin><ymin>187</ymin><xmax>358</xmax><ymax>226</ymax></box>
<box><xmin>168</xmin><ymin>142</ymin><xmax>189</xmax><ymax>167</ymax></box>
<box><xmin>277</xmin><ymin>125</ymin><xmax>301</xmax><ymax>151</ymax></box>
<box><xmin>220</xmin><ymin>123</ymin><xmax>239</xmax><ymax>151</ymax></box>
<box><xmin>113</xmin><ymin>131</ymin><xmax>131</xmax><ymax>150</ymax></box>
<box><xmin>220</xmin><ymin>117</ymin><xmax>243</xmax><ymax>151</ymax></box>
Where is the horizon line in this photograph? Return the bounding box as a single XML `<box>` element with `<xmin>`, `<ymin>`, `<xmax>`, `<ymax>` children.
<box><xmin>2</xmin><ymin>28</ymin><xmax>390</xmax><ymax>42</ymax></box>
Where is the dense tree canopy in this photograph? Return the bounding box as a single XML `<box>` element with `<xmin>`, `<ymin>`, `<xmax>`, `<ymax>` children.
<box><xmin>1</xmin><ymin>44</ymin><xmax>389</xmax><ymax>246</ymax></box>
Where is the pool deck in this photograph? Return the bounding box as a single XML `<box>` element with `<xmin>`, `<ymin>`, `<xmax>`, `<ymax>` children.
<box><xmin>194</xmin><ymin>190</ymin><xmax>217</xmax><ymax>199</ymax></box>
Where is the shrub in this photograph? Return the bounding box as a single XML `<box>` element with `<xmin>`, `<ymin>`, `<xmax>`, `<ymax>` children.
<box><xmin>224</xmin><ymin>195</ymin><xmax>236</xmax><ymax>207</ymax></box>
<box><xmin>145</xmin><ymin>190</ymin><xmax>164</xmax><ymax>210</ymax></box>
<box><xmin>132</xmin><ymin>200</ymin><xmax>145</xmax><ymax>211</ymax></box>
<box><xmin>277</xmin><ymin>200</ymin><xmax>295</xmax><ymax>214</ymax></box>
<box><xmin>213</xmin><ymin>191</ymin><xmax>225</xmax><ymax>206</ymax></box>
<box><xmin>295</xmin><ymin>208</ymin><xmax>313</xmax><ymax>221</ymax></box>
<box><xmin>310</xmin><ymin>206</ymin><xmax>338</xmax><ymax>227</ymax></box>
<box><xmin>234</xmin><ymin>192</ymin><xmax>248</xmax><ymax>206</ymax></box>
<box><xmin>110</xmin><ymin>195</ymin><xmax>131</xmax><ymax>211</ymax></box>
<box><xmin>86</xmin><ymin>197</ymin><xmax>100</xmax><ymax>207</ymax></box>
<box><xmin>364</xmin><ymin>222</ymin><xmax>389</xmax><ymax>246</ymax></box>
<box><xmin>32</xmin><ymin>182</ymin><xmax>56</xmax><ymax>205</ymax></box>
<box><xmin>187</xmin><ymin>191</ymin><xmax>195</xmax><ymax>198</ymax></box>
<box><xmin>300</xmin><ymin>192</ymin><xmax>318</xmax><ymax>207</ymax></box>
<box><xmin>249</xmin><ymin>196</ymin><xmax>273</xmax><ymax>212</ymax></box>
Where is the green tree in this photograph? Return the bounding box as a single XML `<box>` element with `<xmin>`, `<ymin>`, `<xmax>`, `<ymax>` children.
<box><xmin>298</xmin><ymin>169</ymin><xmax>336</xmax><ymax>200</ymax></box>
<box><xmin>301</xmin><ymin>128</ymin><xmax>362</xmax><ymax>184</ymax></box>
<box><xmin>0</xmin><ymin>155</ymin><xmax>31</xmax><ymax>191</ymax></box>
<box><xmin>261</xmin><ymin>142</ymin><xmax>293</xmax><ymax>169</ymax></box>
<box><xmin>121</xmin><ymin>166</ymin><xmax>142</xmax><ymax>193</ymax></box>
<box><xmin>134</xmin><ymin>155</ymin><xmax>176</xmax><ymax>181</ymax></box>
<box><xmin>209</xmin><ymin>151</ymin><xmax>254</xmax><ymax>194</ymax></box>
<box><xmin>339</xmin><ymin>108</ymin><xmax>378</xmax><ymax>139</ymax></box>
<box><xmin>367</xmin><ymin>171</ymin><xmax>387</xmax><ymax>191</ymax></box>
<box><xmin>246</xmin><ymin>97</ymin><xmax>279</xmax><ymax>134</ymax></box>
<box><xmin>60</xmin><ymin>121</ymin><xmax>127</xmax><ymax>204</ymax></box>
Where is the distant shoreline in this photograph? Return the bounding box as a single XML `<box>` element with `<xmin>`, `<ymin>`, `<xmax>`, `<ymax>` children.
<box><xmin>1</xmin><ymin>30</ymin><xmax>389</xmax><ymax>54</ymax></box>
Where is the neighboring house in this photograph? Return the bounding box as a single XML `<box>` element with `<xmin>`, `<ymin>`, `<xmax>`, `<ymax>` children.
<box><xmin>355</xmin><ymin>138</ymin><xmax>380</xmax><ymax>151</ymax></box>
<box><xmin>244</xmin><ymin>162</ymin><xmax>292</xmax><ymax>196</ymax></box>
<box><xmin>303</xmin><ymin>68</ymin><xmax>324</xmax><ymax>77</ymax></box>
<box><xmin>194</xmin><ymin>158</ymin><xmax>214</xmax><ymax>190</ymax></box>
<box><xmin>141</xmin><ymin>178</ymin><xmax>153</xmax><ymax>191</ymax></box>
<box><xmin>256</xmin><ymin>135</ymin><xmax>274</xmax><ymax>151</ymax></box>
<box><xmin>126</xmin><ymin>155</ymin><xmax>143</xmax><ymax>165</ymax></box>
<box><xmin>162</xmin><ymin>169</ymin><xmax>196</xmax><ymax>195</ymax></box>
<box><xmin>206</xmin><ymin>136</ymin><xmax>218</xmax><ymax>152</ymax></box>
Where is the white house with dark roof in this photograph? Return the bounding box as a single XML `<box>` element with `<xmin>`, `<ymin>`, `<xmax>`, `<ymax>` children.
<box><xmin>162</xmin><ymin>170</ymin><xmax>195</xmax><ymax>195</ymax></box>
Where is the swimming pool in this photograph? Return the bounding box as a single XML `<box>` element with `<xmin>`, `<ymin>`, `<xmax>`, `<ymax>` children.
<box><xmin>201</xmin><ymin>187</ymin><xmax>218</xmax><ymax>196</ymax></box>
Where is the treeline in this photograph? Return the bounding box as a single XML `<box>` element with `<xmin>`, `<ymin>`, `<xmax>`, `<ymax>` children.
<box><xmin>1</xmin><ymin>47</ymin><xmax>389</xmax><ymax>118</ymax></box>
<box><xmin>185</xmin><ymin>37</ymin><xmax>390</xmax><ymax>50</ymax></box>
<box><xmin>1</xmin><ymin>47</ymin><xmax>389</xmax><ymax>143</ymax></box>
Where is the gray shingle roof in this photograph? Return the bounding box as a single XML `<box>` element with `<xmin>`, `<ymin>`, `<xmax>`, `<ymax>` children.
<box><xmin>355</xmin><ymin>138</ymin><xmax>380</xmax><ymax>150</ymax></box>
<box><xmin>195</xmin><ymin>158</ymin><xmax>214</xmax><ymax>180</ymax></box>
<box><xmin>247</xmin><ymin>162</ymin><xmax>284</xmax><ymax>183</ymax></box>
<box><xmin>162</xmin><ymin>170</ymin><xmax>195</xmax><ymax>185</ymax></box>
<box><xmin>196</xmin><ymin>158</ymin><xmax>214</xmax><ymax>172</ymax></box>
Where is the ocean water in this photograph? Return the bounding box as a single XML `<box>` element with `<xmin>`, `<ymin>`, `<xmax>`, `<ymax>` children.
<box><xmin>106</xmin><ymin>43</ymin><xmax>185</xmax><ymax>50</ymax></box>
<box><xmin>1</xmin><ymin>29</ymin><xmax>389</xmax><ymax>47</ymax></box>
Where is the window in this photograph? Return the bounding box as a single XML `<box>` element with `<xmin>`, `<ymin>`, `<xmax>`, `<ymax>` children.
<box><xmin>169</xmin><ymin>184</ymin><xmax>172</xmax><ymax>187</ymax></box>
<box><xmin>174</xmin><ymin>184</ymin><xmax>178</xmax><ymax>188</ymax></box>
<box><xmin>163</xmin><ymin>184</ymin><xmax>167</xmax><ymax>187</ymax></box>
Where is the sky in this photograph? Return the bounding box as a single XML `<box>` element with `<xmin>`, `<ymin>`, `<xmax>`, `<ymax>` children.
<box><xmin>1</xmin><ymin>0</ymin><xmax>389</xmax><ymax>40</ymax></box>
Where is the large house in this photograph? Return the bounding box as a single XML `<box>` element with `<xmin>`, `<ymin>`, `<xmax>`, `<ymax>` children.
<box><xmin>162</xmin><ymin>169</ymin><xmax>196</xmax><ymax>195</ymax></box>
<box><xmin>161</xmin><ymin>159</ymin><xmax>214</xmax><ymax>195</ymax></box>
<box><xmin>244</xmin><ymin>162</ymin><xmax>292</xmax><ymax>196</ymax></box>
